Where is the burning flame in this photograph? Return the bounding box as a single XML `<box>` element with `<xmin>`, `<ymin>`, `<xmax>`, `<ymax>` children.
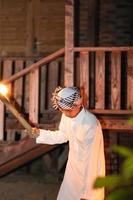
<box><xmin>0</xmin><ymin>84</ymin><xmax>9</xmax><ymax>96</ymax></box>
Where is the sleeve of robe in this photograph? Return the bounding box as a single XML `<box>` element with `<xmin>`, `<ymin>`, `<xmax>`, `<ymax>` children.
<box><xmin>36</xmin><ymin>115</ymin><xmax>68</xmax><ymax>145</ymax></box>
<box><xmin>80</xmin><ymin>120</ymin><xmax>105</xmax><ymax>200</ymax></box>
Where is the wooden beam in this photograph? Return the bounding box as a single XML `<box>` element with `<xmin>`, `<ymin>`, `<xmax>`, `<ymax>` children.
<box><xmin>65</xmin><ymin>0</ymin><xmax>74</xmax><ymax>86</ymax></box>
<box><xmin>5</xmin><ymin>114</ymin><xmax>133</xmax><ymax>133</ymax></box>
<box><xmin>89</xmin><ymin>109</ymin><xmax>133</xmax><ymax>115</ymax></box>
<box><xmin>99</xmin><ymin>118</ymin><xmax>133</xmax><ymax>132</ymax></box>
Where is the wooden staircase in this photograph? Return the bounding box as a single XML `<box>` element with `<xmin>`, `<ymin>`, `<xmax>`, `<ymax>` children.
<box><xmin>0</xmin><ymin>47</ymin><xmax>133</xmax><ymax>176</ymax></box>
<box><xmin>0</xmin><ymin>137</ymin><xmax>58</xmax><ymax>177</ymax></box>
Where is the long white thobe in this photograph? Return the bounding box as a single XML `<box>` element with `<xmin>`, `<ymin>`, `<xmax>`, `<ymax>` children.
<box><xmin>36</xmin><ymin>108</ymin><xmax>105</xmax><ymax>200</ymax></box>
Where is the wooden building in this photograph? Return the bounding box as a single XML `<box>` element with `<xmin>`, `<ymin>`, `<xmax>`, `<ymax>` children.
<box><xmin>0</xmin><ymin>0</ymin><xmax>133</xmax><ymax>179</ymax></box>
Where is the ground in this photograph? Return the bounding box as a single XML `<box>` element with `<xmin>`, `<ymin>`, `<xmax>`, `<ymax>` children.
<box><xmin>0</xmin><ymin>172</ymin><xmax>61</xmax><ymax>200</ymax></box>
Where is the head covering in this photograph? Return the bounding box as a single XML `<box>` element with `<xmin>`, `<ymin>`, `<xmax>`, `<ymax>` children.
<box><xmin>52</xmin><ymin>86</ymin><xmax>82</xmax><ymax>110</ymax></box>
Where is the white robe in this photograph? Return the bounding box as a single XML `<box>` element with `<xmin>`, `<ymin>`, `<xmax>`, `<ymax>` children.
<box><xmin>36</xmin><ymin>108</ymin><xmax>105</xmax><ymax>200</ymax></box>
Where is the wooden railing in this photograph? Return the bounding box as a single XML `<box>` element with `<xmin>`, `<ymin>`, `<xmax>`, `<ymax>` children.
<box><xmin>0</xmin><ymin>47</ymin><xmax>133</xmax><ymax>143</ymax></box>
<box><xmin>0</xmin><ymin>48</ymin><xmax>65</xmax><ymax>141</ymax></box>
<box><xmin>73</xmin><ymin>47</ymin><xmax>133</xmax><ymax>110</ymax></box>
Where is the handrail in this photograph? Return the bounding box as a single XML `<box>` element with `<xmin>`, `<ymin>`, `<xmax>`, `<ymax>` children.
<box><xmin>73</xmin><ymin>46</ymin><xmax>133</xmax><ymax>52</ymax></box>
<box><xmin>89</xmin><ymin>109</ymin><xmax>133</xmax><ymax>115</ymax></box>
<box><xmin>2</xmin><ymin>48</ymin><xmax>65</xmax><ymax>84</ymax></box>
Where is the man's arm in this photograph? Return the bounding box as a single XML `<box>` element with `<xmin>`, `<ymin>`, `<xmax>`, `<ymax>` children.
<box><xmin>31</xmin><ymin>115</ymin><xmax>68</xmax><ymax>145</ymax></box>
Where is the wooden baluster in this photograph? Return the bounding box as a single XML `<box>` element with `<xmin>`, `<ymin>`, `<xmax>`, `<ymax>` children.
<box><xmin>95</xmin><ymin>51</ymin><xmax>105</xmax><ymax>109</ymax></box>
<box><xmin>0</xmin><ymin>100</ymin><xmax>4</xmax><ymax>141</ymax></box>
<box><xmin>40</xmin><ymin>64</ymin><xmax>47</xmax><ymax>112</ymax></box>
<box><xmin>14</xmin><ymin>60</ymin><xmax>24</xmax><ymax>139</ymax></box>
<box><xmin>111</xmin><ymin>51</ymin><xmax>121</xmax><ymax>109</ymax></box>
<box><xmin>29</xmin><ymin>68</ymin><xmax>39</xmax><ymax>124</ymax></box>
<box><xmin>110</xmin><ymin>51</ymin><xmax>121</xmax><ymax>171</ymax></box>
<box><xmin>14</xmin><ymin>60</ymin><xmax>24</xmax><ymax>106</ymax></box>
<box><xmin>127</xmin><ymin>51</ymin><xmax>133</xmax><ymax>109</ymax></box>
<box><xmin>0</xmin><ymin>60</ymin><xmax>4</xmax><ymax>140</ymax></box>
<box><xmin>2</xmin><ymin>60</ymin><xmax>13</xmax><ymax>141</ymax></box>
<box><xmin>47</xmin><ymin>61</ymin><xmax>59</xmax><ymax>109</ymax></box>
<box><xmin>80</xmin><ymin>52</ymin><xmax>89</xmax><ymax>107</ymax></box>
<box><xmin>59</xmin><ymin>57</ymin><xmax>65</xmax><ymax>86</ymax></box>
<box><xmin>24</xmin><ymin>60</ymin><xmax>33</xmax><ymax>113</ymax></box>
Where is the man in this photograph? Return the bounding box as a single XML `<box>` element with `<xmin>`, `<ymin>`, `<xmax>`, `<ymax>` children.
<box><xmin>32</xmin><ymin>86</ymin><xmax>105</xmax><ymax>200</ymax></box>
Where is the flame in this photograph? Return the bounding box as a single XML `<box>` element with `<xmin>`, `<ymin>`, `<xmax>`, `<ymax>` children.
<box><xmin>0</xmin><ymin>84</ymin><xmax>9</xmax><ymax>96</ymax></box>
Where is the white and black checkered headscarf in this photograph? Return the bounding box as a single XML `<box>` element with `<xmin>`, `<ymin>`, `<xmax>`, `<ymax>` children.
<box><xmin>52</xmin><ymin>86</ymin><xmax>82</xmax><ymax>110</ymax></box>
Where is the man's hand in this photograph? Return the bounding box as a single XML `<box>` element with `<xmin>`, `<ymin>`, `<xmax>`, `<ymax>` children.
<box><xmin>27</xmin><ymin>127</ymin><xmax>40</xmax><ymax>138</ymax></box>
<box><xmin>32</xmin><ymin>127</ymin><xmax>40</xmax><ymax>137</ymax></box>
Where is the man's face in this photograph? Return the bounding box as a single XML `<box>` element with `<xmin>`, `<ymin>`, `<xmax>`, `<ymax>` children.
<box><xmin>59</xmin><ymin>106</ymin><xmax>81</xmax><ymax>118</ymax></box>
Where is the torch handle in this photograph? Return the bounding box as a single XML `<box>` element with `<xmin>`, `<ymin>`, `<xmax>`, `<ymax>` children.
<box><xmin>0</xmin><ymin>95</ymin><xmax>32</xmax><ymax>134</ymax></box>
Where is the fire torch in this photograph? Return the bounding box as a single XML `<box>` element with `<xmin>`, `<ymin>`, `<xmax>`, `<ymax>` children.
<box><xmin>0</xmin><ymin>83</ymin><xmax>33</xmax><ymax>134</ymax></box>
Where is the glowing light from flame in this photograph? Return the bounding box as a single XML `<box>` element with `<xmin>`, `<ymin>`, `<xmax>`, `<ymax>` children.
<box><xmin>0</xmin><ymin>84</ymin><xmax>9</xmax><ymax>96</ymax></box>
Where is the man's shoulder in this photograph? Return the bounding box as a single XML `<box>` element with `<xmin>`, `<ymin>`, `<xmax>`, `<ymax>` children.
<box><xmin>83</xmin><ymin>108</ymin><xmax>99</xmax><ymax>125</ymax></box>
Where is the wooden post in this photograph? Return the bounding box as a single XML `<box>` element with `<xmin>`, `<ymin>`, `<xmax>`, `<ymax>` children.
<box><xmin>26</xmin><ymin>0</ymin><xmax>40</xmax><ymax>124</ymax></box>
<box><xmin>65</xmin><ymin>0</ymin><xmax>74</xmax><ymax>87</ymax></box>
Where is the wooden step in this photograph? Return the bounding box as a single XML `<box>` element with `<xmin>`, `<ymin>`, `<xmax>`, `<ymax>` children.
<box><xmin>0</xmin><ymin>136</ymin><xmax>58</xmax><ymax>177</ymax></box>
